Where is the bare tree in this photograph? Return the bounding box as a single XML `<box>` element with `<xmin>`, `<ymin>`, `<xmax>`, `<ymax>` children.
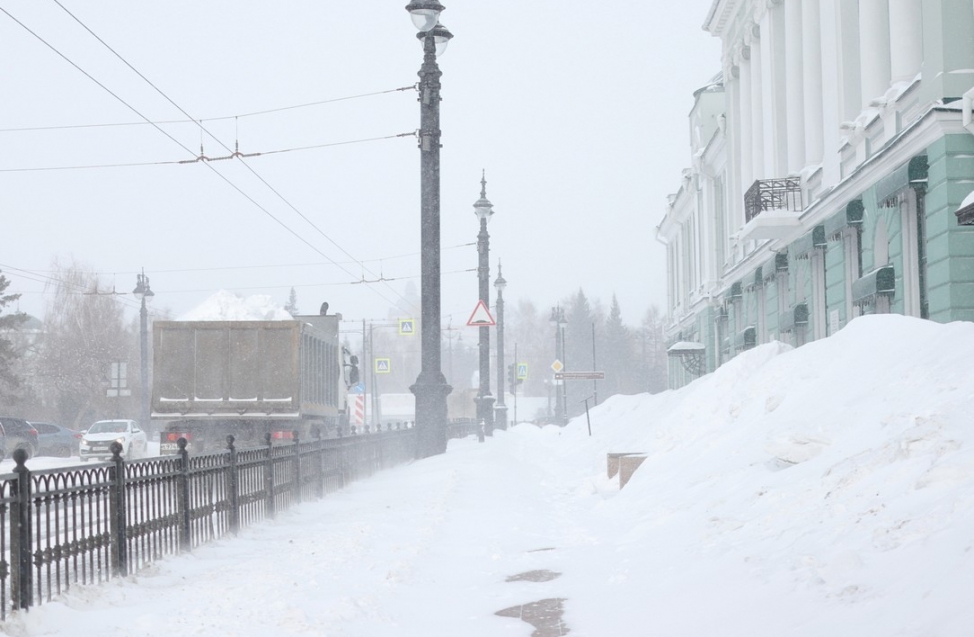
<box><xmin>33</xmin><ymin>260</ymin><xmax>133</xmax><ymax>428</ymax></box>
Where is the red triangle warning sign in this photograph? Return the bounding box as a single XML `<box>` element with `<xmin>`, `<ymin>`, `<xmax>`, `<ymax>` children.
<box><xmin>466</xmin><ymin>300</ymin><xmax>496</xmax><ymax>327</ymax></box>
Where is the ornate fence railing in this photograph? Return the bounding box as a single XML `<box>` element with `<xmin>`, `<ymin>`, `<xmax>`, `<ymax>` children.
<box><xmin>0</xmin><ymin>426</ymin><xmax>416</xmax><ymax>619</ymax></box>
<box><xmin>743</xmin><ymin>177</ymin><xmax>803</xmax><ymax>223</ymax></box>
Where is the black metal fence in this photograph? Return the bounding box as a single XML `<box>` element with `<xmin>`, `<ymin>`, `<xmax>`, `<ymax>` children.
<box><xmin>744</xmin><ymin>177</ymin><xmax>803</xmax><ymax>223</ymax></box>
<box><xmin>0</xmin><ymin>427</ymin><xmax>416</xmax><ymax>619</ymax></box>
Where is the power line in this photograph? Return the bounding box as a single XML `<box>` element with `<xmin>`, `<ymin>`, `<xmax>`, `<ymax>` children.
<box><xmin>47</xmin><ymin>0</ymin><xmax>420</xmax><ymax>316</ymax></box>
<box><xmin>0</xmin><ymin>262</ymin><xmax>143</xmax><ymax>312</ymax></box>
<box><xmin>0</xmin><ymin>131</ymin><xmax>414</xmax><ymax>173</ymax></box>
<box><xmin>74</xmin><ymin>242</ymin><xmax>476</xmax><ymax>276</ymax></box>
<box><xmin>155</xmin><ymin>268</ymin><xmax>477</xmax><ymax>294</ymax></box>
<box><xmin>0</xmin><ymin>85</ymin><xmax>416</xmax><ymax>133</ymax></box>
<box><xmin>2</xmin><ymin>5</ymin><xmax>404</xmax><ymax>313</ymax></box>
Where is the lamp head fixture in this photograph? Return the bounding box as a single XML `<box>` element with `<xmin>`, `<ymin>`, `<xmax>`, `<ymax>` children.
<box><xmin>473</xmin><ymin>170</ymin><xmax>495</xmax><ymax>222</ymax></box>
<box><xmin>415</xmin><ymin>21</ymin><xmax>453</xmax><ymax>56</ymax></box>
<box><xmin>405</xmin><ymin>0</ymin><xmax>445</xmax><ymax>32</ymax></box>
<box><xmin>494</xmin><ymin>263</ymin><xmax>507</xmax><ymax>292</ymax></box>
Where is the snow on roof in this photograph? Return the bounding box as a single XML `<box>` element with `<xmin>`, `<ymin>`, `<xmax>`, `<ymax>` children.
<box><xmin>177</xmin><ymin>290</ymin><xmax>293</xmax><ymax>321</ymax></box>
<box><xmin>961</xmin><ymin>188</ymin><xmax>974</xmax><ymax>210</ymax></box>
<box><xmin>668</xmin><ymin>340</ymin><xmax>706</xmax><ymax>353</ymax></box>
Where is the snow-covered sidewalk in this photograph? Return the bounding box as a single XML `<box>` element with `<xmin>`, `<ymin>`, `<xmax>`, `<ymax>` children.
<box><xmin>3</xmin><ymin>430</ymin><xmax>598</xmax><ymax>637</ymax></box>
<box><xmin>3</xmin><ymin>314</ymin><xmax>973</xmax><ymax>636</ymax></box>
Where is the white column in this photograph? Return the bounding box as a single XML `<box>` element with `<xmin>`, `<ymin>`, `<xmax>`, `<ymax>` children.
<box><xmin>750</xmin><ymin>29</ymin><xmax>765</xmax><ymax>181</ymax></box>
<box><xmin>836</xmin><ymin>0</ymin><xmax>862</xmax><ymax>121</ymax></box>
<box><xmin>738</xmin><ymin>49</ymin><xmax>753</xmax><ymax>193</ymax></box>
<box><xmin>889</xmin><ymin>0</ymin><xmax>922</xmax><ymax>82</ymax></box>
<box><xmin>785</xmin><ymin>0</ymin><xmax>805</xmax><ymax>174</ymax></box>
<box><xmin>819</xmin><ymin>0</ymin><xmax>842</xmax><ymax>186</ymax></box>
<box><xmin>725</xmin><ymin>68</ymin><xmax>742</xmax><ymax>238</ymax></box>
<box><xmin>802</xmin><ymin>0</ymin><xmax>824</xmax><ymax>165</ymax></box>
<box><xmin>859</xmin><ymin>0</ymin><xmax>891</xmax><ymax>106</ymax></box>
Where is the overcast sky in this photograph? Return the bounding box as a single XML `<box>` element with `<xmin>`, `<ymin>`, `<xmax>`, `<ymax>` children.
<box><xmin>1</xmin><ymin>1</ymin><xmax>720</xmax><ymax>328</ymax></box>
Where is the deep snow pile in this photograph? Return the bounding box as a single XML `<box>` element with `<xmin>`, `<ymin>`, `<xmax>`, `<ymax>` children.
<box><xmin>1</xmin><ymin>315</ymin><xmax>971</xmax><ymax>636</ymax></box>
<box><xmin>554</xmin><ymin>313</ymin><xmax>974</xmax><ymax>635</ymax></box>
<box><xmin>177</xmin><ymin>289</ymin><xmax>292</xmax><ymax>321</ymax></box>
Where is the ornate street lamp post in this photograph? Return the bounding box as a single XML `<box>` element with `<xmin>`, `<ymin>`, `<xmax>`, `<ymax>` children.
<box><xmin>132</xmin><ymin>270</ymin><xmax>154</xmax><ymax>432</ymax></box>
<box><xmin>494</xmin><ymin>265</ymin><xmax>507</xmax><ymax>431</ymax></box>
<box><xmin>473</xmin><ymin>172</ymin><xmax>495</xmax><ymax>436</ymax></box>
<box><xmin>406</xmin><ymin>1</ymin><xmax>453</xmax><ymax>457</ymax></box>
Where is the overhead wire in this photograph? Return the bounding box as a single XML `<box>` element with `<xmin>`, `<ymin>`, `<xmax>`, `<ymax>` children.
<box><xmin>0</xmin><ymin>131</ymin><xmax>414</xmax><ymax>172</ymax></box>
<box><xmin>15</xmin><ymin>242</ymin><xmax>476</xmax><ymax>276</ymax></box>
<box><xmin>1</xmin><ymin>4</ymin><xmax>408</xmax><ymax>313</ymax></box>
<box><xmin>47</xmin><ymin>0</ymin><xmax>421</xmax><ymax>315</ymax></box>
<box><xmin>0</xmin><ymin>85</ymin><xmax>416</xmax><ymax>133</ymax></box>
<box><xmin>0</xmin><ymin>262</ymin><xmax>144</xmax><ymax>312</ymax></box>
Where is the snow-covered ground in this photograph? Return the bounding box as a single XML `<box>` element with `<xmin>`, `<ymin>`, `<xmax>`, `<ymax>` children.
<box><xmin>2</xmin><ymin>314</ymin><xmax>972</xmax><ymax>636</ymax></box>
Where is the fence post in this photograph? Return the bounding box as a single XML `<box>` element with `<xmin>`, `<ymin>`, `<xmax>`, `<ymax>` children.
<box><xmin>292</xmin><ymin>430</ymin><xmax>302</xmax><ymax>505</ymax></box>
<box><xmin>264</xmin><ymin>432</ymin><xmax>275</xmax><ymax>519</ymax></box>
<box><xmin>109</xmin><ymin>442</ymin><xmax>128</xmax><ymax>577</ymax></box>
<box><xmin>227</xmin><ymin>435</ymin><xmax>239</xmax><ymax>535</ymax></box>
<box><xmin>10</xmin><ymin>449</ymin><xmax>32</xmax><ymax>611</ymax></box>
<box><xmin>313</xmin><ymin>428</ymin><xmax>324</xmax><ymax>500</ymax></box>
<box><xmin>177</xmin><ymin>437</ymin><xmax>192</xmax><ymax>551</ymax></box>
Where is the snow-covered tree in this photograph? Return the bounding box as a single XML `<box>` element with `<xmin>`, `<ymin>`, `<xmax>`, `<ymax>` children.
<box><xmin>0</xmin><ymin>270</ymin><xmax>27</xmax><ymax>403</ymax></box>
<box><xmin>602</xmin><ymin>294</ymin><xmax>633</xmax><ymax>396</ymax></box>
<box><xmin>284</xmin><ymin>287</ymin><xmax>299</xmax><ymax>316</ymax></box>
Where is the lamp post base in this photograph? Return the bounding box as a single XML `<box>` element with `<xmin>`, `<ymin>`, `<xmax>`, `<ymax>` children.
<box><xmin>476</xmin><ymin>394</ymin><xmax>496</xmax><ymax>437</ymax></box>
<box><xmin>494</xmin><ymin>404</ymin><xmax>508</xmax><ymax>431</ymax></box>
<box><xmin>411</xmin><ymin>378</ymin><xmax>452</xmax><ymax>457</ymax></box>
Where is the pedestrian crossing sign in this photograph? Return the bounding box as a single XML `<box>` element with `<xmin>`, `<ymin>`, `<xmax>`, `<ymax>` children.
<box><xmin>517</xmin><ymin>363</ymin><xmax>528</xmax><ymax>380</ymax></box>
<box><xmin>374</xmin><ymin>358</ymin><xmax>391</xmax><ymax>374</ymax></box>
<box><xmin>399</xmin><ymin>318</ymin><xmax>415</xmax><ymax>335</ymax></box>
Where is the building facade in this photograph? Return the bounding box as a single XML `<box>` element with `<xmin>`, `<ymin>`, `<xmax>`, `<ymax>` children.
<box><xmin>658</xmin><ymin>0</ymin><xmax>974</xmax><ymax>389</ymax></box>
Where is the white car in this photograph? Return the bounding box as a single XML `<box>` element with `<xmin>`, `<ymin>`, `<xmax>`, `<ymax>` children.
<box><xmin>80</xmin><ymin>419</ymin><xmax>148</xmax><ymax>461</ymax></box>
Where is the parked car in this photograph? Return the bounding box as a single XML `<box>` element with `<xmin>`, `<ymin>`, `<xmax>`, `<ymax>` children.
<box><xmin>0</xmin><ymin>417</ymin><xmax>40</xmax><ymax>460</ymax></box>
<box><xmin>30</xmin><ymin>422</ymin><xmax>83</xmax><ymax>457</ymax></box>
<box><xmin>80</xmin><ymin>419</ymin><xmax>147</xmax><ymax>461</ymax></box>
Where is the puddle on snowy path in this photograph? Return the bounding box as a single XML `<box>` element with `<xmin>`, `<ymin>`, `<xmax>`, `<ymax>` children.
<box><xmin>496</xmin><ymin>598</ymin><xmax>570</xmax><ymax>637</ymax></box>
<box><xmin>506</xmin><ymin>569</ymin><xmax>562</xmax><ymax>583</ymax></box>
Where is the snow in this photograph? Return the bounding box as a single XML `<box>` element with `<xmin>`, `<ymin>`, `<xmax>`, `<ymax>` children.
<box><xmin>961</xmin><ymin>188</ymin><xmax>974</xmax><ymax>210</ymax></box>
<box><xmin>177</xmin><ymin>290</ymin><xmax>293</xmax><ymax>321</ymax></box>
<box><xmin>3</xmin><ymin>314</ymin><xmax>973</xmax><ymax>636</ymax></box>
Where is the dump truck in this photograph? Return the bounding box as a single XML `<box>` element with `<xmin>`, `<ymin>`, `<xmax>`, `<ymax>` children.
<box><xmin>152</xmin><ymin>314</ymin><xmax>358</xmax><ymax>453</ymax></box>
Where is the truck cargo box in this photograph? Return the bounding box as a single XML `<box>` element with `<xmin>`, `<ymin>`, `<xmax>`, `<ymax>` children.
<box><xmin>152</xmin><ymin>317</ymin><xmax>345</xmax><ymax>421</ymax></box>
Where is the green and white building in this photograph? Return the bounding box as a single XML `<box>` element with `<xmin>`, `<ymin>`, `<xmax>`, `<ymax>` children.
<box><xmin>658</xmin><ymin>0</ymin><xmax>974</xmax><ymax>389</ymax></box>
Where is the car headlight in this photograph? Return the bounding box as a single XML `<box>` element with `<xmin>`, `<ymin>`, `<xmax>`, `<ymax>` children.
<box><xmin>80</xmin><ymin>440</ymin><xmax>90</xmax><ymax>448</ymax></box>
<box><xmin>115</xmin><ymin>437</ymin><xmax>126</xmax><ymax>444</ymax></box>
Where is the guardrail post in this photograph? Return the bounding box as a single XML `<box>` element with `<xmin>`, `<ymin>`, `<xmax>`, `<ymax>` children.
<box><xmin>177</xmin><ymin>437</ymin><xmax>192</xmax><ymax>551</ymax></box>
<box><xmin>10</xmin><ymin>449</ymin><xmax>33</xmax><ymax>611</ymax></box>
<box><xmin>109</xmin><ymin>442</ymin><xmax>128</xmax><ymax>576</ymax></box>
<box><xmin>264</xmin><ymin>432</ymin><xmax>275</xmax><ymax>519</ymax></box>
<box><xmin>226</xmin><ymin>436</ymin><xmax>239</xmax><ymax>535</ymax></box>
<box><xmin>292</xmin><ymin>430</ymin><xmax>302</xmax><ymax>505</ymax></box>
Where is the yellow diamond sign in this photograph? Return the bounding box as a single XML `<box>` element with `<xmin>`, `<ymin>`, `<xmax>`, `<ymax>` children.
<box><xmin>551</xmin><ymin>359</ymin><xmax>564</xmax><ymax>373</ymax></box>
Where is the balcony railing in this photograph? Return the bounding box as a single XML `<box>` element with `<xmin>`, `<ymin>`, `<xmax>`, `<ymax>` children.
<box><xmin>744</xmin><ymin>178</ymin><xmax>803</xmax><ymax>223</ymax></box>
